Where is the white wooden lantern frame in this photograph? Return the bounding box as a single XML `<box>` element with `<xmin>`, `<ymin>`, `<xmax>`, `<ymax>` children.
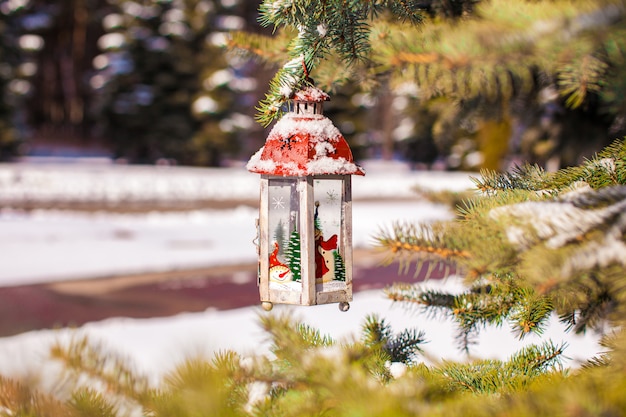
<box><xmin>258</xmin><ymin>174</ymin><xmax>353</xmax><ymax>311</ymax></box>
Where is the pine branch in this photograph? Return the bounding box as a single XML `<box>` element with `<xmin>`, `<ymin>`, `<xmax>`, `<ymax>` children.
<box><xmin>508</xmin><ymin>288</ymin><xmax>554</xmax><ymax>339</ymax></box>
<box><xmin>493</xmin><ymin>185</ymin><xmax>626</xmax><ymax>276</ymax></box>
<box><xmin>377</xmin><ymin>190</ymin><xmax>525</xmax><ymax>288</ymax></box>
<box><xmin>380</xmin><ymin>141</ymin><xmax>626</xmax><ymax>355</ymax></box>
<box><xmin>308</xmin><ymin>52</ymin><xmax>359</xmax><ymax>92</ymax></box>
<box><xmin>559</xmin><ymin>54</ymin><xmax>609</xmax><ymax>108</ymax></box>
<box><xmin>385</xmin><ymin>283</ymin><xmax>457</xmax><ymax>309</ymax></box>
<box><xmin>385</xmin><ymin>327</ymin><xmax>428</xmax><ymax>365</ymax></box>
<box><xmin>543</xmin><ymin>138</ymin><xmax>626</xmax><ymax>190</ymax></box>
<box><xmin>437</xmin><ymin>341</ymin><xmax>565</xmax><ymax>394</ymax></box>
<box><xmin>242</xmin><ymin>0</ymin><xmax>626</xmax><ymax>130</ymax></box>
<box><xmin>254</xmin><ymin>56</ymin><xmax>316</xmax><ymax>127</ymax></box>
<box><xmin>252</xmin><ymin>0</ymin><xmax>424</xmax><ymax>125</ymax></box>
<box><xmin>376</xmin><ymin>221</ymin><xmax>470</xmax><ymax>263</ymax></box>
<box><xmin>579</xmin><ymin>330</ymin><xmax>618</xmax><ymax>369</ymax></box>
<box><xmin>362</xmin><ymin>314</ymin><xmax>394</xmax><ymax>346</ymax></box>
<box><xmin>69</xmin><ymin>388</ymin><xmax>118</xmax><ymax>417</ymax></box>
<box><xmin>472</xmin><ymin>164</ymin><xmax>549</xmax><ymax>194</ymax></box>
<box><xmin>508</xmin><ymin>341</ymin><xmax>566</xmax><ymax>375</ymax></box>
<box><xmin>374</xmin><ymin>0</ymin><xmax>626</xmax><ymax>106</ymax></box>
<box><xmin>449</xmin><ymin>280</ymin><xmax>530</xmax><ymax>351</ymax></box>
<box><xmin>388</xmin><ymin>0</ymin><xmax>426</xmax><ymax>24</ymax></box>
<box><xmin>148</xmin><ymin>356</ymin><xmax>246</xmax><ymax>417</ymax></box>
<box><xmin>361</xmin><ymin>314</ymin><xmax>427</xmax><ymax>365</ymax></box>
<box><xmin>0</xmin><ymin>376</ymin><xmax>70</xmax><ymax>417</ymax></box>
<box><xmin>557</xmin><ymin>269</ymin><xmax>617</xmax><ymax>334</ymax></box>
<box><xmin>260</xmin><ymin>313</ymin><xmax>335</xmax><ymax>364</ymax></box>
<box><xmin>387</xmin><ymin>274</ymin><xmax>556</xmax><ymax>352</ymax></box>
<box><xmin>49</xmin><ymin>335</ymin><xmax>150</xmax><ymax>403</ymax></box>
<box><xmin>227</xmin><ymin>30</ymin><xmax>292</xmax><ymax>64</ymax></box>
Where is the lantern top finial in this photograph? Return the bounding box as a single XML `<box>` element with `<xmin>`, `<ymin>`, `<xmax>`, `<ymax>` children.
<box><xmin>292</xmin><ymin>84</ymin><xmax>330</xmax><ymax>104</ymax></box>
<box><xmin>246</xmin><ymin>86</ymin><xmax>365</xmax><ymax>177</ymax></box>
<box><xmin>290</xmin><ymin>82</ymin><xmax>329</xmax><ymax>116</ymax></box>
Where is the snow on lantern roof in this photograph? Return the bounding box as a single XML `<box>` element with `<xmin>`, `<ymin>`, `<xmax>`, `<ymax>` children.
<box><xmin>247</xmin><ymin>112</ymin><xmax>365</xmax><ymax>177</ymax></box>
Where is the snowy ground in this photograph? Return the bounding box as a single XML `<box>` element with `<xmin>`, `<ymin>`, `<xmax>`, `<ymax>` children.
<box><xmin>0</xmin><ymin>160</ymin><xmax>602</xmax><ymax>385</ymax></box>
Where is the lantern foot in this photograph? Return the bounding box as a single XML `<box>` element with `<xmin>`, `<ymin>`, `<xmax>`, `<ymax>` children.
<box><xmin>261</xmin><ymin>301</ymin><xmax>273</xmax><ymax>311</ymax></box>
<box><xmin>338</xmin><ymin>302</ymin><xmax>350</xmax><ymax>312</ymax></box>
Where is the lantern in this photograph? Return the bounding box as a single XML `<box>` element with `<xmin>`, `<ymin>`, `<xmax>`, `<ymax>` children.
<box><xmin>247</xmin><ymin>84</ymin><xmax>365</xmax><ymax>311</ymax></box>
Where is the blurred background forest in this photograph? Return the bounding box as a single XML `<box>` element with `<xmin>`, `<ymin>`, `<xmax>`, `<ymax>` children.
<box><xmin>0</xmin><ymin>0</ymin><xmax>624</xmax><ymax>170</ymax></box>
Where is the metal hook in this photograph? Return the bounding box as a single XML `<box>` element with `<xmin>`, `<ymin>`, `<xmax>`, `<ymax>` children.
<box><xmin>253</xmin><ymin>218</ymin><xmax>260</xmax><ymax>255</ymax></box>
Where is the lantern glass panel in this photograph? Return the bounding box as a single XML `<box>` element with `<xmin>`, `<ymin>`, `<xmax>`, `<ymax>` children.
<box><xmin>267</xmin><ymin>178</ymin><xmax>302</xmax><ymax>292</ymax></box>
<box><xmin>313</xmin><ymin>178</ymin><xmax>347</xmax><ymax>292</ymax></box>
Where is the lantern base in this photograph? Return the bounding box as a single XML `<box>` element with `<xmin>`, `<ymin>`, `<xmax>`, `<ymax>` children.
<box><xmin>338</xmin><ymin>302</ymin><xmax>350</xmax><ymax>312</ymax></box>
<box><xmin>261</xmin><ymin>301</ymin><xmax>274</xmax><ymax>311</ymax></box>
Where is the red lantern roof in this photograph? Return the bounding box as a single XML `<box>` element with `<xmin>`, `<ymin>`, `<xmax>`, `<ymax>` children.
<box><xmin>247</xmin><ymin>86</ymin><xmax>365</xmax><ymax>177</ymax></box>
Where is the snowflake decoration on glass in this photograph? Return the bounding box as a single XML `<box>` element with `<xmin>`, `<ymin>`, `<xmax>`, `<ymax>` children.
<box><xmin>272</xmin><ymin>196</ymin><xmax>286</xmax><ymax>210</ymax></box>
<box><xmin>326</xmin><ymin>189</ymin><xmax>338</xmax><ymax>203</ymax></box>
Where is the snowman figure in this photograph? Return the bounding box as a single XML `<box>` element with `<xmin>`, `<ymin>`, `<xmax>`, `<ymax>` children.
<box><xmin>269</xmin><ymin>241</ymin><xmax>293</xmax><ymax>283</ymax></box>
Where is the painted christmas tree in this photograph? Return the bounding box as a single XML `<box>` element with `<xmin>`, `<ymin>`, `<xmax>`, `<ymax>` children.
<box><xmin>285</xmin><ymin>229</ymin><xmax>301</xmax><ymax>282</ymax></box>
<box><xmin>333</xmin><ymin>250</ymin><xmax>346</xmax><ymax>282</ymax></box>
<box><xmin>273</xmin><ymin>220</ymin><xmax>287</xmax><ymax>257</ymax></box>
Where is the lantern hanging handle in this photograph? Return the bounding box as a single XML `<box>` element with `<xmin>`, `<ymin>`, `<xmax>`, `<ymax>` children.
<box><xmin>301</xmin><ymin>57</ymin><xmax>309</xmax><ymax>80</ymax></box>
<box><xmin>301</xmin><ymin>57</ymin><xmax>316</xmax><ymax>86</ymax></box>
